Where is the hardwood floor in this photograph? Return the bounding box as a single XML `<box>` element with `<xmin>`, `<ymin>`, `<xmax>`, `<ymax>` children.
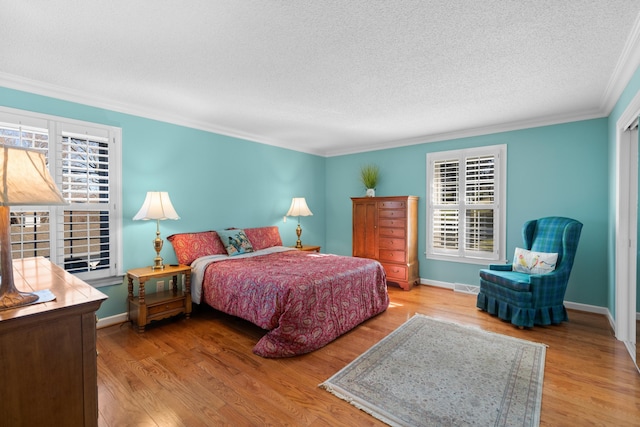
<box><xmin>97</xmin><ymin>285</ymin><xmax>640</xmax><ymax>426</ymax></box>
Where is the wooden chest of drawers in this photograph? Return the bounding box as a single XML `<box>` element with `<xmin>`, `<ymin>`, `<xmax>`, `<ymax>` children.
<box><xmin>352</xmin><ymin>196</ymin><xmax>419</xmax><ymax>290</ymax></box>
<box><xmin>0</xmin><ymin>257</ymin><xmax>107</xmax><ymax>426</ymax></box>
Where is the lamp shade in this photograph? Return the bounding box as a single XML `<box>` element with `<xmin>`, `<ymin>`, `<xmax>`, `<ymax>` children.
<box><xmin>0</xmin><ymin>145</ymin><xmax>65</xmax><ymax>206</ymax></box>
<box><xmin>286</xmin><ymin>197</ymin><xmax>313</xmax><ymax>217</ymax></box>
<box><xmin>133</xmin><ymin>191</ymin><xmax>180</xmax><ymax>221</ymax></box>
<box><xmin>0</xmin><ymin>145</ymin><xmax>66</xmax><ymax>310</ymax></box>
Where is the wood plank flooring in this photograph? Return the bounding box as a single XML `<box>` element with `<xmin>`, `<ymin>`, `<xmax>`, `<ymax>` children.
<box><xmin>97</xmin><ymin>285</ymin><xmax>640</xmax><ymax>426</ymax></box>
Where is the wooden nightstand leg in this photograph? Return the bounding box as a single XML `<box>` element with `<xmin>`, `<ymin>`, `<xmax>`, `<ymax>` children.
<box><xmin>184</xmin><ymin>271</ymin><xmax>192</xmax><ymax>319</ymax></box>
<box><xmin>138</xmin><ymin>280</ymin><xmax>147</xmax><ymax>333</ymax></box>
<box><xmin>172</xmin><ymin>274</ymin><xmax>178</xmax><ymax>293</ymax></box>
<box><xmin>127</xmin><ymin>275</ymin><xmax>133</xmax><ymax>299</ymax></box>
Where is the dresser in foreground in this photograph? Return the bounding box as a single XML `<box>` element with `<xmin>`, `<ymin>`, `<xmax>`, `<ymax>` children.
<box><xmin>0</xmin><ymin>257</ymin><xmax>108</xmax><ymax>427</ymax></box>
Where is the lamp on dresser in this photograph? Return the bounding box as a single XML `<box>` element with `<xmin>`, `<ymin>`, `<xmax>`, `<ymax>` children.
<box><xmin>286</xmin><ymin>197</ymin><xmax>313</xmax><ymax>248</ymax></box>
<box><xmin>133</xmin><ymin>191</ymin><xmax>180</xmax><ymax>270</ymax></box>
<box><xmin>0</xmin><ymin>145</ymin><xmax>66</xmax><ymax>310</ymax></box>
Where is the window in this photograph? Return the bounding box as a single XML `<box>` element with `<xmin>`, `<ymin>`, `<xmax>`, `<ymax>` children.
<box><xmin>426</xmin><ymin>144</ymin><xmax>506</xmax><ymax>264</ymax></box>
<box><xmin>0</xmin><ymin>107</ymin><xmax>123</xmax><ymax>286</ymax></box>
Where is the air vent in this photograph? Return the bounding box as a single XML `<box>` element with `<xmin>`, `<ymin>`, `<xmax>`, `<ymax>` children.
<box><xmin>454</xmin><ymin>283</ymin><xmax>480</xmax><ymax>295</ymax></box>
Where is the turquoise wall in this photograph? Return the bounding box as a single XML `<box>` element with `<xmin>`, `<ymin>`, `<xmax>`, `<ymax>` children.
<box><xmin>3</xmin><ymin>70</ymin><xmax>636</xmax><ymax>318</ymax></box>
<box><xmin>326</xmin><ymin>119</ymin><xmax>609</xmax><ymax>306</ymax></box>
<box><xmin>0</xmin><ymin>87</ymin><xmax>326</xmax><ymax>319</ymax></box>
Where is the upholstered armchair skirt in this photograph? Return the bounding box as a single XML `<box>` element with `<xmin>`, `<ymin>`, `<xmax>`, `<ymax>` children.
<box><xmin>476</xmin><ymin>217</ymin><xmax>582</xmax><ymax>328</ymax></box>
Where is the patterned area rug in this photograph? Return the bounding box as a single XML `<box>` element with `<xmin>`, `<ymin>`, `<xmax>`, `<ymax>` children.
<box><xmin>320</xmin><ymin>314</ymin><xmax>546</xmax><ymax>427</ymax></box>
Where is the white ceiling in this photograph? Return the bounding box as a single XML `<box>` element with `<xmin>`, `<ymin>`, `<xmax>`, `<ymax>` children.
<box><xmin>2</xmin><ymin>1</ymin><xmax>640</xmax><ymax>157</ymax></box>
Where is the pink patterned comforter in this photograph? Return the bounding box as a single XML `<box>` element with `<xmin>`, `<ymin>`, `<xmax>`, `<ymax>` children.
<box><xmin>199</xmin><ymin>249</ymin><xmax>389</xmax><ymax>357</ymax></box>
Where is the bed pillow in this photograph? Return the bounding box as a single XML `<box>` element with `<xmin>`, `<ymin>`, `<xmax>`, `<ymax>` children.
<box><xmin>244</xmin><ymin>226</ymin><xmax>283</xmax><ymax>250</ymax></box>
<box><xmin>512</xmin><ymin>247</ymin><xmax>558</xmax><ymax>274</ymax></box>
<box><xmin>166</xmin><ymin>231</ymin><xmax>227</xmax><ymax>265</ymax></box>
<box><xmin>216</xmin><ymin>229</ymin><xmax>254</xmax><ymax>256</ymax></box>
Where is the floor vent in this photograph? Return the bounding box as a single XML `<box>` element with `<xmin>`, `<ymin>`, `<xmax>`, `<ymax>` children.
<box><xmin>454</xmin><ymin>283</ymin><xmax>480</xmax><ymax>295</ymax></box>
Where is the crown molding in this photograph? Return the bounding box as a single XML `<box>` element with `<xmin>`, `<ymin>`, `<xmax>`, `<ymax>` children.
<box><xmin>323</xmin><ymin>109</ymin><xmax>606</xmax><ymax>157</ymax></box>
<box><xmin>0</xmin><ymin>72</ymin><xmax>329</xmax><ymax>155</ymax></box>
<box><xmin>600</xmin><ymin>11</ymin><xmax>640</xmax><ymax>114</ymax></box>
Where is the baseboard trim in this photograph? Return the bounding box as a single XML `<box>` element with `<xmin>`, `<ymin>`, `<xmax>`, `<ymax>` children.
<box><xmin>420</xmin><ymin>278</ymin><xmax>454</xmax><ymax>290</ymax></box>
<box><xmin>419</xmin><ymin>278</ymin><xmax>615</xmax><ymax>324</ymax></box>
<box><xmin>97</xmin><ymin>280</ymin><xmax>620</xmax><ymax>334</ymax></box>
<box><xmin>97</xmin><ymin>313</ymin><xmax>128</xmax><ymax>329</ymax></box>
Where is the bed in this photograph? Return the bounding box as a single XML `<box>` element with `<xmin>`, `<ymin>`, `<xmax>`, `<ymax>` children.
<box><xmin>168</xmin><ymin>226</ymin><xmax>389</xmax><ymax>358</ymax></box>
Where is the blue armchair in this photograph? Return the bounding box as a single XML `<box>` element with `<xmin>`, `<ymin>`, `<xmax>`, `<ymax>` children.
<box><xmin>476</xmin><ymin>217</ymin><xmax>583</xmax><ymax>328</ymax></box>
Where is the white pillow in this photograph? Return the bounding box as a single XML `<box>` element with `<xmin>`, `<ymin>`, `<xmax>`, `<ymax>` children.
<box><xmin>512</xmin><ymin>247</ymin><xmax>558</xmax><ymax>274</ymax></box>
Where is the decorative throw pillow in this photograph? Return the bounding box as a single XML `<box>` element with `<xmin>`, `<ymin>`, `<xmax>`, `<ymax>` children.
<box><xmin>244</xmin><ymin>226</ymin><xmax>283</xmax><ymax>250</ymax></box>
<box><xmin>512</xmin><ymin>247</ymin><xmax>558</xmax><ymax>274</ymax></box>
<box><xmin>216</xmin><ymin>229</ymin><xmax>254</xmax><ymax>256</ymax></box>
<box><xmin>166</xmin><ymin>231</ymin><xmax>227</xmax><ymax>265</ymax></box>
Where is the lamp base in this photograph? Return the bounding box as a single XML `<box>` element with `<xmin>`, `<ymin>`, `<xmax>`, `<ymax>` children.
<box><xmin>0</xmin><ymin>290</ymin><xmax>39</xmax><ymax>311</ymax></box>
<box><xmin>152</xmin><ymin>256</ymin><xmax>165</xmax><ymax>270</ymax></box>
<box><xmin>295</xmin><ymin>223</ymin><xmax>303</xmax><ymax>248</ymax></box>
<box><xmin>152</xmin><ymin>226</ymin><xmax>165</xmax><ymax>270</ymax></box>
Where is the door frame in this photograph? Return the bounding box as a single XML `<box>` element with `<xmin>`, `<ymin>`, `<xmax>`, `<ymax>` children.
<box><xmin>615</xmin><ymin>90</ymin><xmax>640</xmax><ymax>365</ymax></box>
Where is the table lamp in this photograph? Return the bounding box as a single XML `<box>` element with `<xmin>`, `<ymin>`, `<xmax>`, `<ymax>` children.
<box><xmin>0</xmin><ymin>145</ymin><xmax>66</xmax><ymax>310</ymax></box>
<box><xmin>133</xmin><ymin>191</ymin><xmax>180</xmax><ymax>269</ymax></box>
<box><xmin>286</xmin><ymin>197</ymin><xmax>313</xmax><ymax>248</ymax></box>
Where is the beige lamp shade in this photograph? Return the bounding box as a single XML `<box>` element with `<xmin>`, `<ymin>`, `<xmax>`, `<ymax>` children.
<box><xmin>286</xmin><ymin>197</ymin><xmax>313</xmax><ymax>217</ymax></box>
<box><xmin>0</xmin><ymin>145</ymin><xmax>67</xmax><ymax>310</ymax></box>
<box><xmin>133</xmin><ymin>191</ymin><xmax>180</xmax><ymax>270</ymax></box>
<box><xmin>133</xmin><ymin>191</ymin><xmax>180</xmax><ymax>220</ymax></box>
<box><xmin>0</xmin><ymin>145</ymin><xmax>65</xmax><ymax>206</ymax></box>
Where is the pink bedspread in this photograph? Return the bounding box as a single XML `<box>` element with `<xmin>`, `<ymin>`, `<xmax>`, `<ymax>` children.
<box><xmin>200</xmin><ymin>250</ymin><xmax>389</xmax><ymax>357</ymax></box>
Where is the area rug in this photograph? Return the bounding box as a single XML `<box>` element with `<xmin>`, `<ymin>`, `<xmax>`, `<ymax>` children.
<box><xmin>320</xmin><ymin>314</ymin><xmax>546</xmax><ymax>427</ymax></box>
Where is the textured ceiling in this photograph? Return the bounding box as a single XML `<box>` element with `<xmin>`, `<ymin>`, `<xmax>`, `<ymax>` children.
<box><xmin>2</xmin><ymin>1</ymin><xmax>640</xmax><ymax>156</ymax></box>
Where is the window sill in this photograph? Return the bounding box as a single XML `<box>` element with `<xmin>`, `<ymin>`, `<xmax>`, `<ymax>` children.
<box><xmin>85</xmin><ymin>275</ymin><xmax>125</xmax><ymax>288</ymax></box>
<box><xmin>426</xmin><ymin>253</ymin><xmax>507</xmax><ymax>266</ymax></box>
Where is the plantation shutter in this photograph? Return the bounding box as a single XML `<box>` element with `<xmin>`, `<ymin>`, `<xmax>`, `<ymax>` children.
<box><xmin>427</xmin><ymin>145</ymin><xmax>505</xmax><ymax>263</ymax></box>
<box><xmin>464</xmin><ymin>153</ymin><xmax>497</xmax><ymax>258</ymax></box>
<box><xmin>0</xmin><ymin>120</ymin><xmax>54</xmax><ymax>259</ymax></box>
<box><xmin>432</xmin><ymin>158</ymin><xmax>460</xmax><ymax>253</ymax></box>
<box><xmin>55</xmin><ymin>123</ymin><xmax>116</xmax><ymax>279</ymax></box>
<box><xmin>0</xmin><ymin>108</ymin><xmax>122</xmax><ymax>285</ymax></box>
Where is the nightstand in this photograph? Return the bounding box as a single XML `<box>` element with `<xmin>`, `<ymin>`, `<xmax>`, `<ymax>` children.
<box><xmin>291</xmin><ymin>245</ymin><xmax>321</xmax><ymax>252</ymax></box>
<box><xmin>127</xmin><ymin>264</ymin><xmax>192</xmax><ymax>332</ymax></box>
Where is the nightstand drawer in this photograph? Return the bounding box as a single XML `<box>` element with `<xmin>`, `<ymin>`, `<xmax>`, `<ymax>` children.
<box><xmin>147</xmin><ymin>298</ymin><xmax>185</xmax><ymax>316</ymax></box>
<box><xmin>381</xmin><ymin>263</ymin><xmax>408</xmax><ymax>281</ymax></box>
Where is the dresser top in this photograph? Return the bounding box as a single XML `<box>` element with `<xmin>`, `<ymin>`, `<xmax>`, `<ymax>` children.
<box><xmin>351</xmin><ymin>195</ymin><xmax>419</xmax><ymax>201</ymax></box>
<box><xmin>0</xmin><ymin>256</ymin><xmax>107</xmax><ymax>322</ymax></box>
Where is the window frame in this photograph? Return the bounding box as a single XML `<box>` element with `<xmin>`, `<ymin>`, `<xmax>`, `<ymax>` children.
<box><xmin>0</xmin><ymin>106</ymin><xmax>123</xmax><ymax>287</ymax></box>
<box><xmin>426</xmin><ymin>144</ymin><xmax>506</xmax><ymax>265</ymax></box>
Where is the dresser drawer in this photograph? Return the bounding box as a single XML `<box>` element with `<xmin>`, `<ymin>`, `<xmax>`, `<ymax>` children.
<box><xmin>378</xmin><ymin>227</ymin><xmax>405</xmax><ymax>238</ymax></box>
<box><xmin>378</xmin><ymin>201</ymin><xmax>406</xmax><ymax>209</ymax></box>
<box><xmin>378</xmin><ymin>209</ymin><xmax>406</xmax><ymax>219</ymax></box>
<box><xmin>381</xmin><ymin>263</ymin><xmax>408</xmax><ymax>281</ymax></box>
<box><xmin>379</xmin><ymin>249</ymin><xmax>406</xmax><ymax>263</ymax></box>
<box><xmin>378</xmin><ymin>237</ymin><xmax>405</xmax><ymax>250</ymax></box>
<box><xmin>378</xmin><ymin>218</ymin><xmax>406</xmax><ymax>228</ymax></box>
